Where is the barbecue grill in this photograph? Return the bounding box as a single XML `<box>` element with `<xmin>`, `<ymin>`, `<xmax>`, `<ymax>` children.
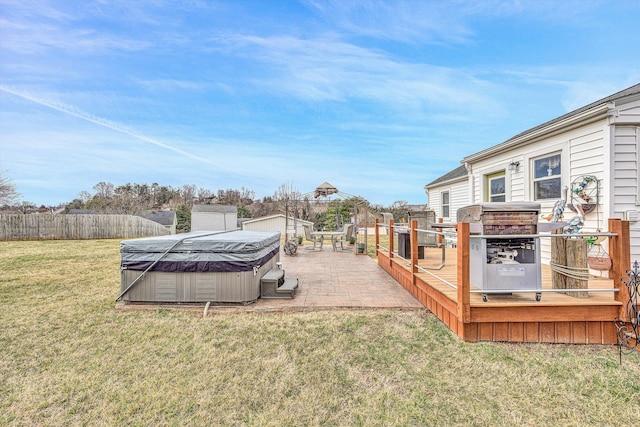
<box><xmin>457</xmin><ymin>202</ymin><xmax>542</xmax><ymax>302</ymax></box>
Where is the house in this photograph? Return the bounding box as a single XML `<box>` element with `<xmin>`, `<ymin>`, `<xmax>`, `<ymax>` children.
<box><xmin>138</xmin><ymin>210</ymin><xmax>177</xmax><ymax>234</ymax></box>
<box><xmin>425</xmin><ymin>83</ymin><xmax>640</xmax><ymax>263</ymax></box>
<box><xmin>424</xmin><ymin>164</ymin><xmax>469</xmax><ymax>222</ymax></box>
<box><xmin>191</xmin><ymin>204</ymin><xmax>237</xmax><ymax>232</ymax></box>
<box><xmin>241</xmin><ymin>214</ymin><xmax>313</xmax><ymax>237</ymax></box>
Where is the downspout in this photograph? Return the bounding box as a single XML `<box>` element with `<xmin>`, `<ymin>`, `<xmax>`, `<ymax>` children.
<box><xmin>464</xmin><ymin>162</ymin><xmax>474</xmax><ymax>204</ymax></box>
<box><xmin>423</xmin><ymin>185</ymin><xmax>429</xmax><ymax>208</ymax></box>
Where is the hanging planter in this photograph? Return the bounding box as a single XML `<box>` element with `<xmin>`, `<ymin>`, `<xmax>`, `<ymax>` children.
<box><xmin>587</xmin><ymin>243</ymin><xmax>612</xmax><ymax>271</ymax></box>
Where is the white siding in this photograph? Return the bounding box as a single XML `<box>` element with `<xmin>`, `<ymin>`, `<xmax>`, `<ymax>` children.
<box><xmin>567</xmin><ymin>127</ymin><xmax>607</xmax><ymax>235</ymax></box>
<box><xmin>612</xmin><ymin>124</ymin><xmax>640</xmax><ymax>261</ymax></box>
<box><xmin>426</xmin><ymin>179</ymin><xmax>470</xmax><ymax>221</ymax></box>
<box><xmin>450</xmin><ymin>181</ymin><xmax>469</xmax><ymax>220</ymax></box>
<box><xmin>437</xmin><ymin>95</ymin><xmax>640</xmax><ymax>265</ymax></box>
<box><xmin>191</xmin><ymin>212</ymin><xmax>237</xmax><ymax>232</ymax></box>
<box><xmin>241</xmin><ymin>215</ymin><xmax>311</xmax><ymax>236</ymax></box>
<box><xmin>468</xmin><ymin>120</ymin><xmax>610</xmax><ymax>265</ymax></box>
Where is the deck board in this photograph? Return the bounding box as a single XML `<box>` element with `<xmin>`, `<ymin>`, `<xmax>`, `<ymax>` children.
<box><xmin>378</xmin><ymin>247</ymin><xmax>622</xmax><ymax>344</ymax></box>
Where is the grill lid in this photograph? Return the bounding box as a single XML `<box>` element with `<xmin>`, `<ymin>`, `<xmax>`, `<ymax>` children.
<box><xmin>457</xmin><ymin>202</ymin><xmax>541</xmax><ymax>224</ymax></box>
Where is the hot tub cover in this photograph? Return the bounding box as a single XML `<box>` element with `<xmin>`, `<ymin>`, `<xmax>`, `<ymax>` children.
<box><xmin>120</xmin><ymin>230</ymin><xmax>280</xmax><ymax>273</ymax></box>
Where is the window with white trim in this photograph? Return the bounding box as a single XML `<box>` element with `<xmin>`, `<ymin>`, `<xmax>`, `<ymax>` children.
<box><xmin>533</xmin><ymin>153</ymin><xmax>561</xmax><ymax>200</ymax></box>
<box><xmin>486</xmin><ymin>172</ymin><xmax>506</xmax><ymax>202</ymax></box>
<box><xmin>441</xmin><ymin>191</ymin><xmax>450</xmax><ymax>218</ymax></box>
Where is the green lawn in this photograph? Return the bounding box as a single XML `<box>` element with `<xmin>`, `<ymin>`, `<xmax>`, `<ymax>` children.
<box><xmin>1</xmin><ymin>239</ymin><xmax>638</xmax><ymax>426</ymax></box>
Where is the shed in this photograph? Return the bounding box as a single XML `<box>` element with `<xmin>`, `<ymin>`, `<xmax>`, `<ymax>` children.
<box><xmin>241</xmin><ymin>214</ymin><xmax>313</xmax><ymax>236</ymax></box>
<box><xmin>191</xmin><ymin>204</ymin><xmax>237</xmax><ymax>232</ymax></box>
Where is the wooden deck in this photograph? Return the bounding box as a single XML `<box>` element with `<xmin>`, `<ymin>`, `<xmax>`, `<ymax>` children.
<box><xmin>409</xmin><ymin>248</ymin><xmax>617</xmax><ymax>306</ymax></box>
<box><xmin>376</xmin><ymin>218</ymin><xmax>631</xmax><ymax>345</ymax></box>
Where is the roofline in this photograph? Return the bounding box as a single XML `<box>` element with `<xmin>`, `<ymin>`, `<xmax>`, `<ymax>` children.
<box><xmin>463</xmin><ymin>103</ymin><xmax>611</xmax><ymax>163</ymax></box>
<box><xmin>424</xmin><ymin>173</ymin><xmax>468</xmax><ymax>190</ymax></box>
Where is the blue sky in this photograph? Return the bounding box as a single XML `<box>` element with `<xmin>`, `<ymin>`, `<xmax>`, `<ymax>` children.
<box><xmin>1</xmin><ymin>0</ymin><xmax>639</xmax><ymax>207</ymax></box>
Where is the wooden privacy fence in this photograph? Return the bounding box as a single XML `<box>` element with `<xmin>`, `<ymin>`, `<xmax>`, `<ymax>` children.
<box><xmin>0</xmin><ymin>214</ymin><xmax>170</xmax><ymax>241</ymax></box>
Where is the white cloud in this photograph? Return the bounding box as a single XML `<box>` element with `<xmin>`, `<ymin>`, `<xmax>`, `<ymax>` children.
<box><xmin>303</xmin><ymin>0</ymin><xmax>474</xmax><ymax>44</ymax></box>
<box><xmin>222</xmin><ymin>34</ymin><xmax>500</xmax><ymax>118</ymax></box>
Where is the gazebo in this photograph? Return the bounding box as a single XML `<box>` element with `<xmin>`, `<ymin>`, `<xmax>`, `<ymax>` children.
<box><xmin>283</xmin><ymin>182</ymin><xmax>369</xmax><ymax>256</ymax></box>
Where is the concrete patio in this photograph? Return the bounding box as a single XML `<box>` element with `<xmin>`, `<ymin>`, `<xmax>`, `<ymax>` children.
<box><xmin>252</xmin><ymin>245</ymin><xmax>423</xmax><ymax>310</ymax></box>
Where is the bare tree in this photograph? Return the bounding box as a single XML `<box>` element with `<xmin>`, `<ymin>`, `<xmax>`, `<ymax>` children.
<box><xmin>197</xmin><ymin>188</ymin><xmax>215</xmax><ymax>203</ymax></box>
<box><xmin>272</xmin><ymin>182</ymin><xmax>304</xmax><ymax>222</ymax></box>
<box><xmin>387</xmin><ymin>200</ymin><xmax>410</xmax><ymax>222</ymax></box>
<box><xmin>17</xmin><ymin>201</ymin><xmax>36</xmax><ymax>214</ymax></box>
<box><xmin>78</xmin><ymin>191</ymin><xmax>92</xmax><ymax>205</ymax></box>
<box><xmin>93</xmin><ymin>181</ymin><xmax>114</xmax><ymax>199</ymax></box>
<box><xmin>180</xmin><ymin>184</ymin><xmax>197</xmax><ymax>207</ymax></box>
<box><xmin>108</xmin><ymin>183</ymin><xmax>140</xmax><ymax>214</ymax></box>
<box><xmin>240</xmin><ymin>187</ymin><xmax>255</xmax><ymax>205</ymax></box>
<box><xmin>0</xmin><ymin>171</ymin><xmax>21</xmax><ymax>206</ymax></box>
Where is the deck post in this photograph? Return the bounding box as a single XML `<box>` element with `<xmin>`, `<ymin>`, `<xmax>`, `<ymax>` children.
<box><xmin>437</xmin><ymin>217</ymin><xmax>443</xmax><ymax>247</ymax></box>
<box><xmin>608</xmin><ymin>218</ymin><xmax>631</xmax><ymax>319</ymax></box>
<box><xmin>457</xmin><ymin>222</ymin><xmax>470</xmax><ymax>324</ymax></box>
<box><xmin>388</xmin><ymin>219</ymin><xmax>394</xmax><ymax>258</ymax></box>
<box><xmin>410</xmin><ymin>219</ymin><xmax>418</xmax><ymax>276</ymax></box>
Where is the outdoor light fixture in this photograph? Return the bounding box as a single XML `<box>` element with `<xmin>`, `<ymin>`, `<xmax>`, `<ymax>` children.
<box><xmin>508</xmin><ymin>161</ymin><xmax>520</xmax><ymax>172</ymax></box>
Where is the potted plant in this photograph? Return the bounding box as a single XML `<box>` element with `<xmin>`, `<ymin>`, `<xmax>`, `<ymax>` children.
<box><xmin>356</xmin><ymin>242</ymin><xmax>365</xmax><ymax>254</ymax></box>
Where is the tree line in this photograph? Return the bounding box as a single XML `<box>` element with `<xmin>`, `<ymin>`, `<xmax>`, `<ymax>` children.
<box><xmin>1</xmin><ymin>172</ymin><xmax>414</xmax><ymax>231</ymax></box>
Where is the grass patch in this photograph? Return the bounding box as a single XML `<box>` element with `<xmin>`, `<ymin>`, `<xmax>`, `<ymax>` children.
<box><xmin>1</xmin><ymin>240</ymin><xmax>639</xmax><ymax>426</ymax></box>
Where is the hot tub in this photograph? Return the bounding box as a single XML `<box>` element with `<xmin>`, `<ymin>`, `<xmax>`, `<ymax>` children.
<box><xmin>118</xmin><ymin>230</ymin><xmax>280</xmax><ymax>304</ymax></box>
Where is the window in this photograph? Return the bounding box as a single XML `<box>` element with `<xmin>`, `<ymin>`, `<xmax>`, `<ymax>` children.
<box><xmin>486</xmin><ymin>172</ymin><xmax>506</xmax><ymax>202</ymax></box>
<box><xmin>533</xmin><ymin>153</ymin><xmax>561</xmax><ymax>200</ymax></box>
<box><xmin>441</xmin><ymin>191</ymin><xmax>450</xmax><ymax>218</ymax></box>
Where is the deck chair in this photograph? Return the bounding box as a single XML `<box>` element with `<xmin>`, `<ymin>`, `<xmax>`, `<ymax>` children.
<box><xmin>303</xmin><ymin>224</ymin><xmax>323</xmax><ymax>250</ymax></box>
<box><xmin>335</xmin><ymin>223</ymin><xmax>354</xmax><ymax>250</ymax></box>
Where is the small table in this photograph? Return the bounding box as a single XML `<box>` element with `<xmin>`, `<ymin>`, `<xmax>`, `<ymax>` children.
<box><xmin>310</xmin><ymin>231</ymin><xmax>344</xmax><ymax>251</ymax></box>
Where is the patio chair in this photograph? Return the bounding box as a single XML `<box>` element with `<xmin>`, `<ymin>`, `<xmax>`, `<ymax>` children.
<box><xmin>303</xmin><ymin>224</ymin><xmax>323</xmax><ymax>250</ymax></box>
<box><xmin>335</xmin><ymin>223</ymin><xmax>354</xmax><ymax>250</ymax></box>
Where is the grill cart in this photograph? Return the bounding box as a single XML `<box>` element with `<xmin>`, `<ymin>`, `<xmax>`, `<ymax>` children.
<box><xmin>457</xmin><ymin>203</ymin><xmax>542</xmax><ymax>302</ymax></box>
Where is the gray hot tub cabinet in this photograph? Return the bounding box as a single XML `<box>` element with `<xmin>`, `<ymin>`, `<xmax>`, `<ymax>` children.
<box><xmin>119</xmin><ymin>230</ymin><xmax>281</xmax><ymax>304</ymax></box>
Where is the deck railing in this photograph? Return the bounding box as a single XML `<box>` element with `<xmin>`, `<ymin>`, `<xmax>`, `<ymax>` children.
<box><xmin>375</xmin><ymin>217</ymin><xmax>631</xmax><ymax>315</ymax></box>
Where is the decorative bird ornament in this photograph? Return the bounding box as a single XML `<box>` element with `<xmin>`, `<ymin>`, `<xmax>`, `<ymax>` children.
<box><xmin>563</xmin><ymin>203</ymin><xmax>585</xmax><ymax>235</ymax></box>
<box><xmin>542</xmin><ymin>185</ymin><xmax>569</xmax><ymax>222</ymax></box>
